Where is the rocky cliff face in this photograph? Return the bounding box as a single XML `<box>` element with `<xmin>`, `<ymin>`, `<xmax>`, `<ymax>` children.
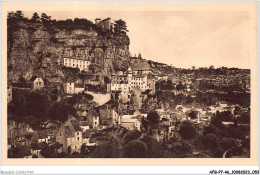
<box><xmin>7</xmin><ymin>21</ymin><xmax>130</xmax><ymax>83</ymax></box>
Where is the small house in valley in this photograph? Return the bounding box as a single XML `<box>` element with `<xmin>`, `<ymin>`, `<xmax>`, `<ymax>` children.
<box><xmin>29</xmin><ymin>76</ymin><xmax>44</xmax><ymax>90</ymax></box>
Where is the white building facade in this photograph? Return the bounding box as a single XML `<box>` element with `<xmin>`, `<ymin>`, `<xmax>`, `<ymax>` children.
<box><xmin>63</xmin><ymin>82</ymin><xmax>75</xmax><ymax>94</ymax></box>
<box><xmin>63</xmin><ymin>83</ymin><xmax>85</xmax><ymax>94</ymax></box>
<box><xmin>33</xmin><ymin>78</ymin><xmax>44</xmax><ymax>90</ymax></box>
<box><xmin>63</xmin><ymin>57</ymin><xmax>91</xmax><ymax>71</ymax></box>
<box><xmin>107</xmin><ymin>67</ymin><xmax>153</xmax><ymax>95</ymax></box>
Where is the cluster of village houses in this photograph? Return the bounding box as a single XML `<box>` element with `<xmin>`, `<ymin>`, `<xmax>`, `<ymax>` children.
<box><xmin>8</xmin><ymin>68</ymin><xmax>243</xmax><ymax>158</ymax></box>
<box><xmin>7</xmin><ymin>42</ymin><xmax>248</xmax><ymax>158</ymax></box>
<box><xmin>8</xmin><ymin>92</ymin><xmax>240</xmax><ymax>158</ymax></box>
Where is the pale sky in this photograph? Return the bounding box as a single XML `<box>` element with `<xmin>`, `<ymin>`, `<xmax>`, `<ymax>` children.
<box><xmin>23</xmin><ymin>11</ymin><xmax>251</xmax><ymax>69</ymax></box>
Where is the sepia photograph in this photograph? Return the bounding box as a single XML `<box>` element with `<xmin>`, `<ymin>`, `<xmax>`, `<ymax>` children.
<box><xmin>1</xmin><ymin>1</ymin><xmax>258</xmax><ymax>167</ymax></box>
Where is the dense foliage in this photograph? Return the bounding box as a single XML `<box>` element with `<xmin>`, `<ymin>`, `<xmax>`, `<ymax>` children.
<box><xmin>179</xmin><ymin>121</ymin><xmax>196</xmax><ymax>139</ymax></box>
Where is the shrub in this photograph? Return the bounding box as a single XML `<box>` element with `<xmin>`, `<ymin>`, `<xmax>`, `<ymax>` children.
<box><xmin>201</xmin><ymin>134</ymin><xmax>220</xmax><ymax>150</ymax></box>
<box><xmin>203</xmin><ymin>124</ymin><xmax>219</xmax><ymax>135</ymax></box>
<box><xmin>220</xmin><ymin>138</ymin><xmax>238</xmax><ymax>151</ymax></box>
<box><xmin>141</xmin><ymin>136</ymin><xmax>161</xmax><ymax>158</ymax></box>
<box><xmin>122</xmin><ymin>130</ymin><xmax>142</xmax><ymax>144</ymax></box>
<box><xmin>147</xmin><ymin>111</ymin><xmax>160</xmax><ymax>124</ymax></box>
<box><xmin>124</xmin><ymin>140</ymin><xmax>148</xmax><ymax>158</ymax></box>
<box><xmin>179</xmin><ymin>121</ymin><xmax>196</xmax><ymax>139</ymax></box>
<box><xmin>171</xmin><ymin>141</ymin><xmax>192</xmax><ymax>156</ymax></box>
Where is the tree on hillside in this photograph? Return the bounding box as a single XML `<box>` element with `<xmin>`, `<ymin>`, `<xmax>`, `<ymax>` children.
<box><xmin>203</xmin><ymin>124</ymin><xmax>219</xmax><ymax>136</ymax></box>
<box><xmin>166</xmin><ymin>80</ymin><xmax>174</xmax><ymax>90</ymax></box>
<box><xmin>185</xmin><ymin>95</ymin><xmax>193</xmax><ymax>104</ymax></box>
<box><xmin>124</xmin><ymin>140</ymin><xmax>148</xmax><ymax>158</ymax></box>
<box><xmin>147</xmin><ymin>111</ymin><xmax>160</xmax><ymax>124</ymax></box>
<box><xmin>104</xmin><ymin>76</ymin><xmax>110</xmax><ymax>84</ymax></box>
<box><xmin>140</xmin><ymin>136</ymin><xmax>161</xmax><ymax>158</ymax></box>
<box><xmin>49</xmin><ymin>102</ymin><xmax>75</xmax><ymax>122</ymax></box>
<box><xmin>89</xmin><ymin>137</ymin><xmax>120</xmax><ymax>158</ymax></box>
<box><xmin>39</xmin><ymin>142</ymin><xmax>56</xmax><ymax>158</ymax></box>
<box><xmin>84</xmin><ymin>93</ymin><xmax>94</xmax><ymax>101</ymax></box>
<box><xmin>171</xmin><ymin>141</ymin><xmax>192</xmax><ymax>157</ymax></box>
<box><xmin>176</xmin><ymin>81</ymin><xmax>184</xmax><ymax>91</ymax></box>
<box><xmin>7</xmin><ymin>12</ymin><xmax>17</xmax><ymax>23</ymax></box>
<box><xmin>114</xmin><ymin>19</ymin><xmax>128</xmax><ymax>35</ymax></box>
<box><xmin>80</xmin><ymin>144</ymin><xmax>88</xmax><ymax>156</ymax></box>
<box><xmin>27</xmin><ymin>92</ymin><xmax>50</xmax><ymax>121</ymax></box>
<box><xmin>9</xmin><ymin>91</ymin><xmax>28</xmax><ymax>120</ymax></box>
<box><xmin>105</xmin><ymin>137</ymin><xmax>120</xmax><ymax>158</ymax></box>
<box><xmin>141</xmin><ymin>117</ymin><xmax>149</xmax><ymax>130</ymax></box>
<box><xmin>179</xmin><ymin>121</ymin><xmax>196</xmax><ymax>139</ymax></box>
<box><xmin>156</xmin><ymin>80</ymin><xmax>175</xmax><ymax>91</ymax></box>
<box><xmin>220</xmin><ymin>138</ymin><xmax>238</xmax><ymax>151</ymax></box>
<box><xmin>201</xmin><ymin>134</ymin><xmax>220</xmax><ymax>150</ymax></box>
<box><xmin>7</xmin><ymin>12</ymin><xmax>15</xmax><ymax>19</ymax></box>
<box><xmin>200</xmin><ymin>133</ymin><xmax>223</xmax><ymax>157</ymax></box>
<box><xmin>41</xmin><ymin>13</ymin><xmax>51</xmax><ymax>24</ymax></box>
<box><xmin>74</xmin><ymin>18</ymin><xmax>93</xmax><ymax>28</ymax></box>
<box><xmin>8</xmin><ymin>11</ymin><xmax>28</xmax><ymax>24</ymax></box>
<box><xmin>123</xmin><ymin>130</ymin><xmax>142</xmax><ymax>144</ymax></box>
<box><xmin>14</xmin><ymin>11</ymin><xmax>24</xmax><ymax>21</ymax></box>
<box><xmin>31</xmin><ymin>12</ymin><xmax>41</xmax><ymax>23</ymax></box>
<box><xmin>188</xmin><ymin>111</ymin><xmax>197</xmax><ymax>120</ymax></box>
<box><xmin>210</xmin><ymin>114</ymin><xmax>223</xmax><ymax>128</ymax></box>
<box><xmin>9</xmin><ymin>145</ymin><xmax>31</xmax><ymax>158</ymax></box>
<box><xmin>138</xmin><ymin>53</ymin><xmax>142</xmax><ymax>59</ymax></box>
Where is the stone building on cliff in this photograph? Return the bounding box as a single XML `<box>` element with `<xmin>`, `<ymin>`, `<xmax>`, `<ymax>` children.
<box><xmin>107</xmin><ymin>67</ymin><xmax>155</xmax><ymax>96</ymax></box>
<box><xmin>95</xmin><ymin>17</ymin><xmax>114</xmax><ymax>31</ymax></box>
<box><xmin>62</xmin><ymin>57</ymin><xmax>91</xmax><ymax>71</ymax></box>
